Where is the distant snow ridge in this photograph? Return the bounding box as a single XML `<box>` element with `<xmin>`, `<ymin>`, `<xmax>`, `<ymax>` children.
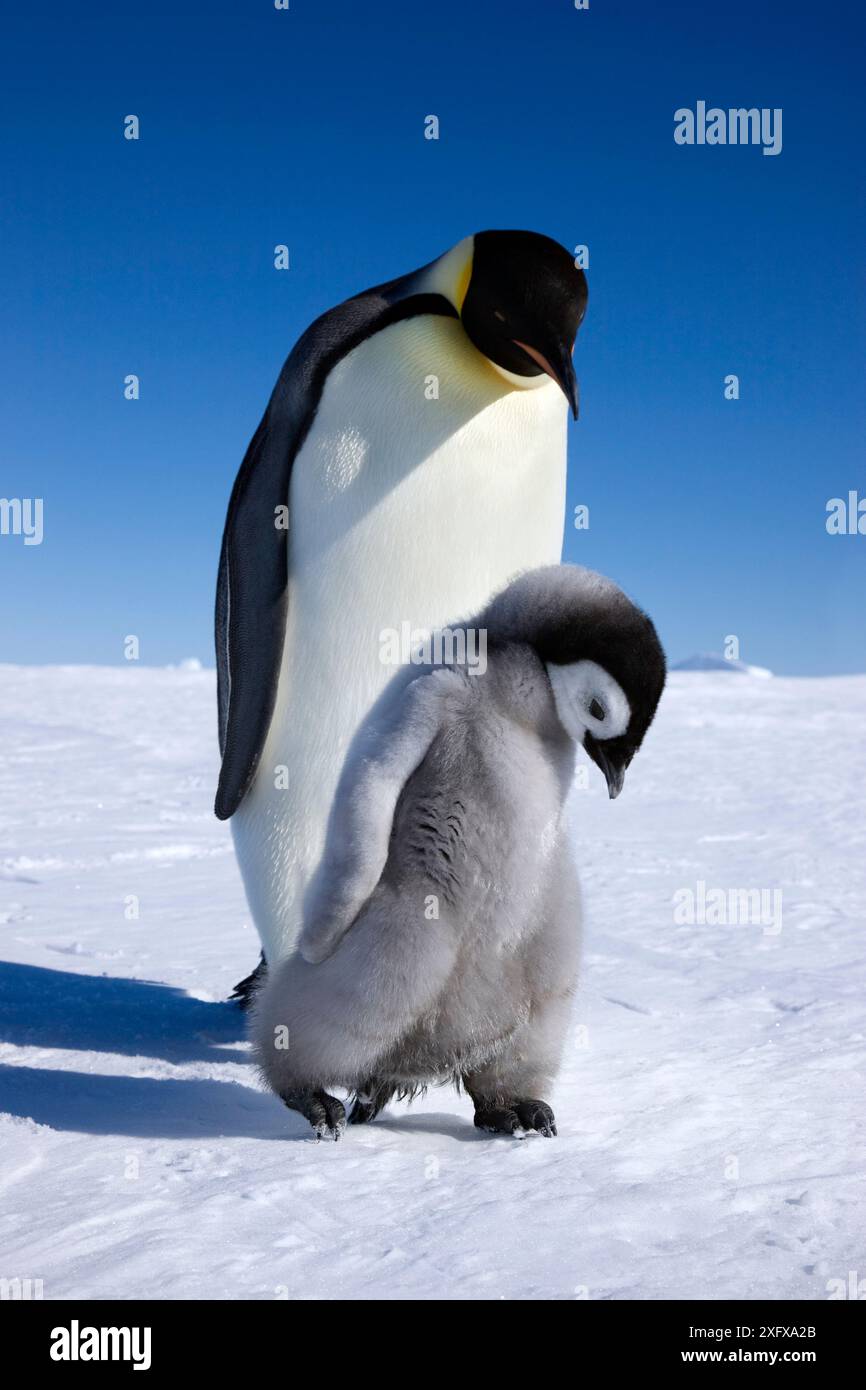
<box><xmin>672</xmin><ymin>653</ymin><xmax>773</xmax><ymax>678</ymax></box>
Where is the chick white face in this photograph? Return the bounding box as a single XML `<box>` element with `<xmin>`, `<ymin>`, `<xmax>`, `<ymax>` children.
<box><xmin>546</xmin><ymin>659</ymin><xmax>636</xmax><ymax>799</ymax></box>
<box><xmin>546</xmin><ymin>659</ymin><xmax>631</xmax><ymax>743</ymax></box>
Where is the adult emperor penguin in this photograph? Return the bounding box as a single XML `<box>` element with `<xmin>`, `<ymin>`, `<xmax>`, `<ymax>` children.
<box><xmin>215</xmin><ymin>230</ymin><xmax>588</xmax><ymax>980</ymax></box>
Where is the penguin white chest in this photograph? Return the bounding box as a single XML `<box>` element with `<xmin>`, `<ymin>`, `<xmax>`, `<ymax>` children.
<box><xmin>232</xmin><ymin>314</ymin><xmax>568</xmax><ymax>962</ymax></box>
<box><xmin>290</xmin><ymin>314</ymin><xmax>567</xmax><ymax>607</ymax></box>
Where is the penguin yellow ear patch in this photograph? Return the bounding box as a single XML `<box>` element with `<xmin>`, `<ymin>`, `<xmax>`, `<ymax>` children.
<box><xmin>425</xmin><ymin>235</ymin><xmax>475</xmax><ymax>311</ymax></box>
<box><xmin>455</xmin><ymin>252</ymin><xmax>473</xmax><ymax>312</ymax></box>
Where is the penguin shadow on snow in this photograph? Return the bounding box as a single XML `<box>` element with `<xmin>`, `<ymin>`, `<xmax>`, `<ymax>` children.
<box><xmin>0</xmin><ymin>1064</ymin><xmax>298</xmax><ymax>1141</ymax></box>
<box><xmin>0</xmin><ymin>961</ymin><xmax>246</xmax><ymax>1063</ymax></box>
<box><xmin>0</xmin><ymin>962</ymin><xmax>501</xmax><ymax>1141</ymax></box>
<box><xmin>0</xmin><ymin>960</ymin><xmax>300</xmax><ymax>1141</ymax></box>
<box><xmin>368</xmin><ymin>1110</ymin><xmax>496</xmax><ymax>1144</ymax></box>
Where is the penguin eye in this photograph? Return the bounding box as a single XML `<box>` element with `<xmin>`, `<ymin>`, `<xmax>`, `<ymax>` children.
<box><xmin>589</xmin><ymin>698</ymin><xmax>605</xmax><ymax>721</ymax></box>
<box><xmin>493</xmin><ymin>310</ymin><xmax>506</xmax><ymax>322</ymax></box>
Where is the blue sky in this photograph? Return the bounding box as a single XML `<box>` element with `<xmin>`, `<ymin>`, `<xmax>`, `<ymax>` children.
<box><xmin>2</xmin><ymin>0</ymin><xmax>863</xmax><ymax>673</ymax></box>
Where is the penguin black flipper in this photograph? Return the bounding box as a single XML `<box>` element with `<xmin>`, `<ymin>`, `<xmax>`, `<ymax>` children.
<box><xmin>214</xmin><ymin>274</ymin><xmax>458</xmax><ymax>821</ymax></box>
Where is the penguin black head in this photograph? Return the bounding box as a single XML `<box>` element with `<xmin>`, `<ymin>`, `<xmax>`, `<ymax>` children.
<box><xmin>460</xmin><ymin>231</ymin><xmax>588</xmax><ymax>418</ymax></box>
<box><xmin>479</xmin><ymin>564</ymin><xmax>666</xmax><ymax>798</ymax></box>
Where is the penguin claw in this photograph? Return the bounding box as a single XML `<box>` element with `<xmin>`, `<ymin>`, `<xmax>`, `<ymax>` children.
<box><xmin>310</xmin><ymin>1094</ymin><xmax>346</xmax><ymax>1142</ymax></box>
<box><xmin>314</xmin><ymin>1121</ymin><xmax>344</xmax><ymax>1143</ymax></box>
<box><xmin>281</xmin><ymin>1088</ymin><xmax>346</xmax><ymax>1141</ymax></box>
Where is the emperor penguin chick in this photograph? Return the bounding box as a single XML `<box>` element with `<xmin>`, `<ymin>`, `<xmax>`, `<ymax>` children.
<box><xmin>252</xmin><ymin>564</ymin><xmax>666</xmax><ymax>1140</ymax></box>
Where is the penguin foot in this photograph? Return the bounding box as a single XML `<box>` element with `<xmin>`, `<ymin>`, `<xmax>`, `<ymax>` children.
<box><xmin>348</xmin><ymin>1078</ymin><xmax>394</xmax><ymax>1125</ymax></box>
<box><xmin>310</xmin><ymin>1092</ymin><xmax>347</xmax><ymax>1142</ymax></box>
<box><xmin>280</xmin><ymin>1088</ymin><xmax>346</xmax><ymax>1141</ymax></box>
<box><xmin>230</xmin><ymin>952</ymin><xmax>268</xmax><ymax>1011</ymax></box>
<box><xmin>473</xmin><ymin>1098</ymin><xmax>557</xmax><ymax>1138</ymax></box>
<box><xmin>473</xmin><ymin>1105</ymin><xmax>522</xmax><ymax>1136</ymax></box>
<box><xmin>514</xmin><ymin>1099</ymin><xmax>557</xmax><ymax>1137</ymax></box>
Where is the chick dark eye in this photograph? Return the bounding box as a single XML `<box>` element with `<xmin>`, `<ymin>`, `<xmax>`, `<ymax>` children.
<box><xmin>493</xmin><ymin>310</ymin><xmax>506</xmax><ymax>322</ymax></box>
<box><xmin>589</xmin><ymin>698</ymin><xmax>605</xmax><ymax>721</ymax></box>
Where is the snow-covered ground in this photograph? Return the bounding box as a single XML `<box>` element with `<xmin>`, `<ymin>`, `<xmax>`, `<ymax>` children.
<box><xmin>0</xmin><ymin>664</ymin><xmax>863</xmax><ymax>1301</ymax></box>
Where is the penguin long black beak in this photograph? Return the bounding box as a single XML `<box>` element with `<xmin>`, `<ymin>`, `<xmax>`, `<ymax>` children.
<box><xmin>584</xmin><ymin>733</ymin><xmax>626</xmax><ymax>800</ymax></box>
<box><xmin>512</xmin><ymin>338</ymin><xmax>580</xmax><ymax>419</ymax></box>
